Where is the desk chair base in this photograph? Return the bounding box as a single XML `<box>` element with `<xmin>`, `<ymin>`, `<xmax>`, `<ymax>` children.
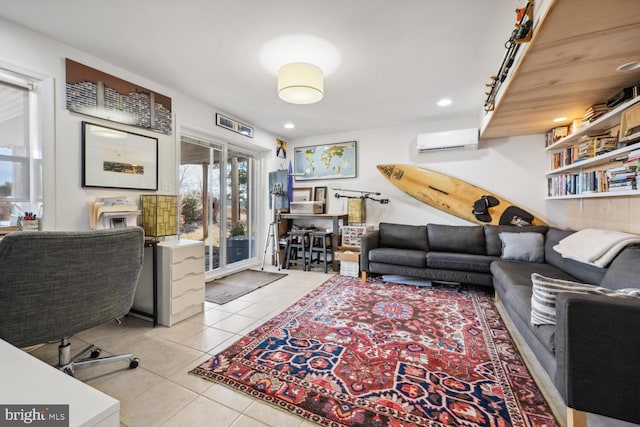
<box><xmin>57</xmin><ymin>338</ymin><xmax>139</xmax><ymax>377</ymax></box>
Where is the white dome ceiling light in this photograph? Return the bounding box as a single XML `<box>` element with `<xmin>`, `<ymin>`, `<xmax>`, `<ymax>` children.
<box><xmin>278</xmin><ymin>62</ymin><xmax>324</xmax><ymax>104</ymax></box>
<box><xmin>261</xmin><ymin>34</ymin><xmax>340</xmax><ymax>105</ymax></box>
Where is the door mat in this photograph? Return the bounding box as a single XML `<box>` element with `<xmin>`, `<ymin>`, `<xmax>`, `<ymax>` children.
<box><xmin>204</xmin><ymin>269</ymin><xmax>287</xmax><ymax>304</ymax></box>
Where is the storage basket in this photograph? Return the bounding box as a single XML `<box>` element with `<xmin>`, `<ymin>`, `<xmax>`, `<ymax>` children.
<box><xmin>340</xmin><ymin>261</ymin><xmax>360</xmax><ymax>277</ymax></box>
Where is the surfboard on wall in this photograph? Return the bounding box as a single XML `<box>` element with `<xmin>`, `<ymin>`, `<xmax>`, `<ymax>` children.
<box><xmin>377</xmin><ymin>164</ymin><xmax>547</xmax><ymax>226</ymax></box>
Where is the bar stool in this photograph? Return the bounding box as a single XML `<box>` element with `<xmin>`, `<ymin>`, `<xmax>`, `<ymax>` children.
<box><xmin>307</xmin><ymin>231</ymin><xmax>334</xmax><ymax>273</ymax></box>
<box><xmin>284</xmin><ymin>229</ymin><xmax>311</xmax><ymax>270</ymax></box>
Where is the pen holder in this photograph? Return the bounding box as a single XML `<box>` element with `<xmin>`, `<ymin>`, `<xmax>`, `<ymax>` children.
<box><xmin>18</xmin><ymin>218</ymin><xmax>39</xmax><ymax>231</ymax></box>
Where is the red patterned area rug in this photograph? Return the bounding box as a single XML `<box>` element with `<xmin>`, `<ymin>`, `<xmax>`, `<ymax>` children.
<box><xmin>191</xmin><ymin>275</ymin><xmax>559</xmax><ymax>427</ymax></box>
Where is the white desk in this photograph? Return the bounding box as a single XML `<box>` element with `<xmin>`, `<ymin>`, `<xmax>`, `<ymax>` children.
<box><xmin>0</xmin><ymin>339</ymin><xmax>119</xmax><ymax>426</ymax></box>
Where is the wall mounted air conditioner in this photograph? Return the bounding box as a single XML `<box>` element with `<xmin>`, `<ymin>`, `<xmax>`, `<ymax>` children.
<box><xmin>417</xmin><ymin>128</ymin><xmax>479</xmax><ymax>153</ymax></box>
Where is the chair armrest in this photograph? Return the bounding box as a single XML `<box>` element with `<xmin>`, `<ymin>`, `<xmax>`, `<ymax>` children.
<box><xmin>555</xmin><ymin>293</ymin><xmax>640</xmax><ymax>424</ymax></box>
<box><xmin>360</xmin><ymin>230</ymin><xmax>380</xmax><ymax>273</ymax></box>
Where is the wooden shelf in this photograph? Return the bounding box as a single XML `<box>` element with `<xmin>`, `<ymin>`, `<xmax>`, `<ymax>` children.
<box><xmin>545</xmin><ymin>96</ymin><xmax>640</xmax><ymax>151</ymax></box>
<box><xmin>546</xmin><ymin>141</ymin><xmax>640</xmax><ymax>175</ymax></box>
<box><xmin>547</xmin><ymin>189</ymin><xmax>640</xmax><ymax>200</ymax></box>
<box><xmin>480</xmin><ymin>0</ymin><xmax>640</xmax><ymax>140</ymax></box>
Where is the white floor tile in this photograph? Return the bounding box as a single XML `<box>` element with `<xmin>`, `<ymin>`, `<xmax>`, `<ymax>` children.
<box><xmin>24</xmin><ymin>268</ymin><xmax>571</xmax><ymax>427</ymax></box>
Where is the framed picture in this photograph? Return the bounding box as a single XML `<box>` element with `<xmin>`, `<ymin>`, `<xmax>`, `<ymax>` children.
<box><xmin>216</xmin><ymin>113</ymin><xmax>235</xmax><ymax>130</ymax></box>
<box><xmin>294</xmin><ymin>141</ymin><xmax>357</xmax><ymax>180</ymax></box>
<box><xmin>292</xmin><ymin>187</ymin><xmax>312</xmax><ymax>202</ymax></box>
<box><xmin>314</xmin><ymin>186</ymin><xmax>328</xmax><ymax>213</ymax></box>
<box><xmin>82</xmin><ymin>121</ymin><xmax>158</xmax><ymax>190</ymax></box>
<box><xmin>66</xmin><ymin>59</ymin><xmax>172</xmax><ymax>135</ymax></box>
<box><xmin>215</xmin><ymin>113</ymin><xmax>254</xmax><ymax>138</ymax></box>
<box><xmin>276</xmin><ymin>139</ymin><xmax>287</xmax><ymax>159</ymax></box>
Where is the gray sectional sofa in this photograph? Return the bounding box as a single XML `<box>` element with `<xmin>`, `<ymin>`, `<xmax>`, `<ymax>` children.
<box><xmin>360</xmin><ymin>222</ymin><xmax>640</xmax><ymax>426</ymax></box>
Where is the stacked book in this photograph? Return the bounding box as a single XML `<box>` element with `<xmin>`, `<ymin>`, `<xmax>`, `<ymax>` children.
<box><xmin>627</xmin><ymin>148</ymin><xmax>640</xmax><ymax>163</ymax></box>
<box><xmin>607</xmin><ymin>165</ymin><xmax>637</xmax><ymax>192</ymax></box>
<box><xmin>583</xmin><ymin>103</ymin><xmax>609</xmax><ymax>123</ymax></box>
<box><xmin>577</xmin><ymin>134</ymin><xmax>618</xmax><ymax>159</ymax></box>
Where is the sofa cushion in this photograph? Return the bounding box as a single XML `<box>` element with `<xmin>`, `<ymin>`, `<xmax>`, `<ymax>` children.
<box><xmin>600</xmin><ymin>245</ymin><xmax>640</xmax><ymax>290</ymax></box>
<box><xmin>544</xmin><ymin>228</ymin><xmax>606</xmax><ymax>285</ymax></box>
<box><xmin>491</xmin><ymin>259</ymin><xmax>577</xmax><ymax>298</ymax></box>
<box><xmin>426</xmin><ymin>252</ymin><xmax>496</xmax><ymax>273</ymax></box>
<box><xmin>530</xmin><ymin>273</ymin><xmax>640</xmax><ymax>326</ymax></box>
<box><xmin>368</xmin><ymin>247</ymin><xmax>426</xmax><ymax>268</ymax></box>
<box><xmin>379</xmin><ymin>222</ymin><xmax>428</xmax><ymax>251</ymax></box>
<box><xmin>496</xmin><ymin>280</ymin><xmax>558</xmax><ymax>353</ymax></box>
<box><xmin>499</xmin><ymin>232</ymin><xmax>544</xmax><ymax>263</ymax></box>
<box><xmin>484</xmin><ymin>225</ymin><xmax>548</xmax><ymax>256</ymax></box>
<box><xmin>427</xmin><ymin>224</ymin><xmax>485</xmax><ymax>255</ymax></box>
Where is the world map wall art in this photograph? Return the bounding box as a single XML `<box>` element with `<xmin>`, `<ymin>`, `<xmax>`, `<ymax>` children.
<box><xmin>294</xmin><ymin>141</ymin><xmax>357</xmax><ymax>181</ymax></box>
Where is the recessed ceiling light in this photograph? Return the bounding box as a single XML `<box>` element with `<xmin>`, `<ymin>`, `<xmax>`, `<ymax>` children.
<box><xmin>616</xmin><ymin>61</ymin><xmax>640</xmax><ymax>72</ymax></box>
<box><xmin>284</xmin><ymin>123</ymin><xmax>295</xmax><ymax>129</ymax></box>
<box><xmin>437</xmin><ymin>98</ymin><xmax>452</xmax><ymax>107</ymax></box>
<box><xmin>553</xmin><ymin>117</ymin><xmax>568</xmax><ymax>123</ymax></box>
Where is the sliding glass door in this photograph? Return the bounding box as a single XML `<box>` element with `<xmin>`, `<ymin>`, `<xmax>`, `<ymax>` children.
<box><xmin>225</xmin><ymin>150</ymin><xmax>255</xmax><ymax>264</ymax></box>
<box><xmin>179</xmin><ymin>135</ymin><xmax>256</xmax><ymax>275</ymax></box>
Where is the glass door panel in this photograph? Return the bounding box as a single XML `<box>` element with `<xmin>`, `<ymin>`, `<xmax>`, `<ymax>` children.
<box><xmin>179</xmin><ymin>138</ymin><xmax>222</xmax><ymax>272</ymax></box>
<box><xmin>225</xmin><ymin>152</ymin><xmax>255</xmax><ymax>264</ymax></box>
<box><xmin>179</xmin><ymin>136</ymin><xmax>256</xmax><ymax>273</ymax></box>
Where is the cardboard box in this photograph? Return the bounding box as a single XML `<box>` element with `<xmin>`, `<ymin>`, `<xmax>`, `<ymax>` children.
<box><xmin>290</xmin><ymin>201</ymin><xmax>323</xmax><ymax>214</ymax></box>
<box><xmin>335</xmin><ymin>247</ymin><xmax>360</xmax><ymax>263</ymax></box>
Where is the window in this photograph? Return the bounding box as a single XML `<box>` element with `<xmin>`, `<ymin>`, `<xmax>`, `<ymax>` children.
<box><xmin>0</xmin><ymin>69</ymin><xmax>43</xmax><ymax>228</ymax></box>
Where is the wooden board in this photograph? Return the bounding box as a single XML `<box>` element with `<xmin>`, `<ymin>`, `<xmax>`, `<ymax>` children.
<box><xmin>378</xmin><ymin>164</ymin><xmax>547</xmax><ymax>226</ymax></box>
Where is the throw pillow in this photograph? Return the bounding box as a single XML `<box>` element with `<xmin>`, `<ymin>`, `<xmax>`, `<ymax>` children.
<box><xmin>499</xmin><ymin>232</ymin><xmax>544</xmax><ymax>263</ymax></box>
<box><xmin>530</xmin><ymin>273</ymin><xmax>640</xmax><ymax>326</ymax></box>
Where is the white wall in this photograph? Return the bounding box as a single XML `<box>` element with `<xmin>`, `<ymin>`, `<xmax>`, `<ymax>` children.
<box><xmin>0</xmin><ymin>16</ymin><xmax>565</xmax><ymax>240</ymax></box>
<box><xmin>290</xmin><ymin>116</ymin><xmax>566</xmax><ymax>229</ymax></box>
<box><xmin>0</xmin><ymin>17</ymin><xmax>277</xmax><ymax>231</ymax></box>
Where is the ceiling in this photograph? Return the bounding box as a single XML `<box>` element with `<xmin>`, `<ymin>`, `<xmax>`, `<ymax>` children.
<box><xmin>0</xmin><ymin>0</ymin><xmax>517</xmax><ymax>139</ymax></box>
<box><xmin>482</xmin><ymin>0</ymin><xmax>640</xmax><ymax>139</ymax></box>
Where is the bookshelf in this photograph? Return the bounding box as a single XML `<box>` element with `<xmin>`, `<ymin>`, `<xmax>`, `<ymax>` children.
<box><xmin>545</xmin><ymin>97</ymin><xmax>640</xmax><ymax>200</ymax></box>
<box><xmin>545</xmin><ymin>96</ymin><xmax>640</xmax><ymax>151</ymax></box>
<box><xmin>546</xmin><ymin>142</ymin><xmax>640</xmax><ymax>175</ymax></box>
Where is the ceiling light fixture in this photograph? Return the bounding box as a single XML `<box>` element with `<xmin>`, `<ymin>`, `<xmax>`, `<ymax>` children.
<box><xmin>284</xmin><ymin>123</ymin><xmax>295</xmax><ymax>129</ymax></box>
<box><xmin>278</xmin><ymin>62</ymin><xmax>324</xmax><ymax>104</ymax></box>
<box><xmin>437</xmin><ymin>98</ymin><xmax>452</xmax><ymax>107</ymax></box>
<box><xmin>616</xmin><ymin>61</ymin><xmax>640</xmax><ymax>72</ymax></box>
<box><xmin>553</xmin><ymin>117</ymin><xmax>568</xmax><ymax>123</ymax></box>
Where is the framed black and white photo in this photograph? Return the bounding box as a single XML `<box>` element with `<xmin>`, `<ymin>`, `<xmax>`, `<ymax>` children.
<box><xmin>82</xmin><ymin>121</ymin><xmax>158</xmax><ymax>190</ymax></box>
<box><xmin>216</xmin><ymin>114</ymin><xmax>235</xmax><ymax>130</ymax></box>
<box><xmin>216</xmin><ymin>113</ymin><xmax>254</xmax><ymax>138</ymax></box>
<box><xmin>314</xmin><ymin>186</ymin><xmax>328</xmax><ymax>213</ymax></box>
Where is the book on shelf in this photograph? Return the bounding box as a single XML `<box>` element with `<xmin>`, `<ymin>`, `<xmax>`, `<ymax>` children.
<box><xmin>582</xmin><ymin>103</ymin><xmax>609</xmax><ymax>123</ymax></box>
<box><xmin>626</xmin><ymin>149</ymin><xmax>640</xmax><ymax>162</ymax></box>
<box><xmin>608</xmin><ymin>184</ymin><xmax>636</xmax><ymax>192</ymax></box>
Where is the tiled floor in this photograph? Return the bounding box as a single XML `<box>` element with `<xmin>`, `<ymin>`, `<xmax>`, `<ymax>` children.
<box><xmin>27</xmin><ymin>266</ymin><xmax>332</xmax><ymax>427</ymax></box>
<box><xmin>30</xmin><ymin>267</ymin><xmax>634</xmax><ymax>427</ymax></box>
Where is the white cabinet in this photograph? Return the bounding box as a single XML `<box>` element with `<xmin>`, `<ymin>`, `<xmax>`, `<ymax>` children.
<box><xmin>158</xmin><ymin>240</ymin><xmax>205</xmax><ymax>326</ymax></box>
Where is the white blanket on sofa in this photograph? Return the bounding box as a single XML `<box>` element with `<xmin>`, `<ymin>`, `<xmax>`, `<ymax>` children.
<box><xmin>553</xmin><ymin>228</ymin><xmax>640</xmax><ymax>268</ymax></box>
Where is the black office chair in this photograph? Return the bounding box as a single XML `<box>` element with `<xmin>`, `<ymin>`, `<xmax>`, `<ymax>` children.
<box><xmin>0</xmin><ymin>227</ymin><xmax>145</xmax><ymax>376</ymax></box>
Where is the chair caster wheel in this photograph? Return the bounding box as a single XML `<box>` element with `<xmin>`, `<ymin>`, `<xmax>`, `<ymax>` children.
<box><xmin>129</xmin><ymin>358</ymin><xmax>139</xmax><ymax>369</ymax></box>
<box><xmin>90</xmin><ymin>348</ymin><xmax>101</xmax><ymax>358</ymax></box>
